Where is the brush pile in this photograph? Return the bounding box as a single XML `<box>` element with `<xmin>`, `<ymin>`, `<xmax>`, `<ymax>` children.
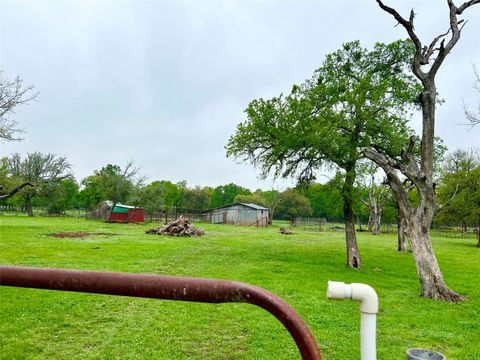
<box><xmin>145</xmin><ymin>216</ymin><xmax>205</xmax><ymax>237</ymax></box>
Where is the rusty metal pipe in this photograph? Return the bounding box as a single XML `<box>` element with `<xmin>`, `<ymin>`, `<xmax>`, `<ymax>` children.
<box><xmin>0</xmin><ymin>266</ymin><xmax>322</xmax><ymax>360</ymax></box>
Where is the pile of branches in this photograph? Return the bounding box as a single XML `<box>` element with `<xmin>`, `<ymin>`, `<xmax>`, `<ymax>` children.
<box><xmin>145</xmin><ymin>216</ymin><xmax>205</xmax><ymax>237</ymax></box>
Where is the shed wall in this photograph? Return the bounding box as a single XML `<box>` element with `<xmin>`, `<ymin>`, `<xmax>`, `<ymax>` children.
<box><xmin>107</xmin><ymin>208</ymin><xmax>144</xmax><ymax>223</ymax></box>
<box><xmin>209</xmin><ymin>205</ymin><xmax>268</xmax><ymax>227</ymax></box>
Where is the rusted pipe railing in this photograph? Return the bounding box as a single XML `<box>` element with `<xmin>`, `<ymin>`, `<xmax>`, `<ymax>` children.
<box><xmin>0</xmin><ymin>266</ymin><xmax>322</xmax><ymax>360</ymax></box>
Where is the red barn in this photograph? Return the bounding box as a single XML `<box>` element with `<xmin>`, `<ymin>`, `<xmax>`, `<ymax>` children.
<box><xmin>106</xmin><ymin>203</ymin><xmax>144</xmax><ymax>223</ymax></box>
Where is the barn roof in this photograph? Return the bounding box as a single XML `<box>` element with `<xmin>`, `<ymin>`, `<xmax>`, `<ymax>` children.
<box><xmin>208</xmin><ymin>202</ymin><xmax>269</xmax><ymax>211</ymax></box>
<box><xmin>238</xmin><ymin>202</ymin><xmax>269</xmax><ymax>210</ymax></box>
<box><xmin>101</xmin><ymin>201</ymin><xmax>143</xmax><ymax>210</ymax></box>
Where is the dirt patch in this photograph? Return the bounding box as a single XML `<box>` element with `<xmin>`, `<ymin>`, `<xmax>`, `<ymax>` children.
<box><xmin>49</xmin><ymin>231</ymin><xmax>117</xmax><ymax>238</ymax></box>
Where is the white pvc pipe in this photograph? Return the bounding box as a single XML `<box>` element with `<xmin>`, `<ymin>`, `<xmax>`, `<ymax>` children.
<box><xmin>327</xmin><ymin>281</ymin><xmax>378</xmax><ymax>360</ymax></box>
<box><xmin>360</xmin><ymin>312</ymin><xmax>376</xmax><ymax>360</ymax></box>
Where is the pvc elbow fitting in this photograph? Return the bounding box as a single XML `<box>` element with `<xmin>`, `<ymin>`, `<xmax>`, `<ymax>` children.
<box><xmin>327</xmin><ymin>281</ymin><xmax>378</xmax><ymax>314</ymax></box>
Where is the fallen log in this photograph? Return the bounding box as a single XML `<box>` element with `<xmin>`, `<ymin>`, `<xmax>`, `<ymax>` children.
<box><xmin>279</xmin><ymin>227</ymin><xmax>293</xmax><ymax>235</ymax></box>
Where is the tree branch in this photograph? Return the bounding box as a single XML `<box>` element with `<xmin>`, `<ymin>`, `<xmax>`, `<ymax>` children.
<box><xmin>436</xmin><ymin>183</ymin><xmax>459</xmax><ymax>211</ymax></box>
<box><xmin>363</xmin><ymin>147</ymin><xmax>413</xmax><ymax>214</ymax></box>
<box><xmin>429</xmin><ymin>0</ymin><xmax>479</xmax><ymax>78</ymax></box>
<box><xmin>456</xmin><ymin>0</ymin><xmax>480</xmax><ymax>14</ymax></box>
<box><xmin>0</xmin><ymin>182</ymin><xmax>34</xmax><ymax>201</ymax></box>
<box><xmin>360</xmin><ymin>198</ymin><xmax>370</xmax><ymax>207</ymax></box>
<box><xmin>421</xmin><ymin>28</ymin><xmax>451</xmax><ymax>65</ymax></box>
<box><xmin>400</xmin><ymin>135</ymin><xmax>422</xmax><ymax>181</ymax></box>
<box><xmin>376</xmin><ymin>0</ymin><xmax>428</xmax><ymax>83</ymax></box>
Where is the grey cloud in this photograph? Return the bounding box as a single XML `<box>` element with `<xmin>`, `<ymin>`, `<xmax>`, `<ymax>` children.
<box><xmin>1</xmin><ymin>1</ymin><xmax>479</xmax><ymax>190</ymax></box>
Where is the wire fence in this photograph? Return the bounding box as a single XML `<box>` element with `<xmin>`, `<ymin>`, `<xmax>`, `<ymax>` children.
<box><xmin>1</xmin><ymin>206</ymin><xmax>477</xmax><ymax>238</ymax></box>
<box><xmin>289</xmin><ymin>216</ymin><xmax>478</xmax><ymax>239</ymax></box>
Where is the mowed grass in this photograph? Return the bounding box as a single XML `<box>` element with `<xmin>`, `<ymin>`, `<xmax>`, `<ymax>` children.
<box><xmin>0</xmin><ymin>216</ymin><xmax>478</xmax><ymax>359</ymax></box>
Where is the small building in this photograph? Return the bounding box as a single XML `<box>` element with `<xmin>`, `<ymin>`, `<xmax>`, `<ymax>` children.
<box><xmin>207</xmin><ymin>203</ymin><xmax>269</xmax><ymax>227</ymax></box>
<box><xmin>92</xmin><ymin>201</ymin><xmax>144</xmax><ymax>223</ymax></box>
<box><xmin>108</xmin><ymin>203</ymin><xmax>144</xmax><ymax>223</ymax></box>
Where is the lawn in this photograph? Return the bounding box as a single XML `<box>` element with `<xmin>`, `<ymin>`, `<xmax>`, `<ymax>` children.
<box><xmin>0</xmin><ymin>216</ymin><xmax>478</xmax><ymax>359</ymax></box>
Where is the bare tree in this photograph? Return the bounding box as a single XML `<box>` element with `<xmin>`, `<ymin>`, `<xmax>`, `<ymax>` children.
<box><xmin>360</xmin><ymin>175</ymin><xmax>387</xmax><ymax>235</ymax></box>
<box><xmin>363</xmin><ymin>0</ymin><xmax>479</xmax><ymax>302</ymax></box>
<box><xmin>463</xmin><ymin>67</ymin><xmax>480</xmax><ymax>126</ymax></box>
<box><xmin>358</xmin><ymin>164</ymin><xmax>390</xmax><ymax>236</ymax></box>
<box><xmin>0</xmin><ymin>72</ymin><xmax>38</xmax><ymax>142</ymax></box>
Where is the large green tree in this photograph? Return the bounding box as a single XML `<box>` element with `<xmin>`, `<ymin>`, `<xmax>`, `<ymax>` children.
<box><xmin>276</xmin><ymin>189</ymin><xmax>312</xmax><ymax>220</ymax></box>
<box><xmin>180</xmin><ymin>186</ymin><xmax>212</xmax><ymax>212</ymax></box>
<box><xmin>7</xmin><ymin>152</ymin><xmax>71</xmax><ymax>216</ymax></box>
<box><xmin>436</xmin><ymin>149</ymin><xmax>480</xmax><ymax>246</ymax></box>
<box><xmin>137</xmin><ymin>180</ymin><xmax>185</xmax><ymax>213</ymax></box>
<box><xmin>209</xmin><ymin>183</ymin><xmax>251</xmax><ymax>208</ymax></box>
<box><xmin>302</xmin><ymin>173</ymin><xmax>344</xmax><ymax>220</ymax></box>
<box><xmin>363</xmin><ymin>0</ymin><xmax>479</xmax><ymax>301</ymax></box>
<box><xmin>40</xmin><ymin>178</ymin><xmax>80</xmax><ymax>214</ymax></box>
<box><xmin>234</xmin><ymin>192</ymin><xmax>268</xmax><ymax>207</ymax></box>
<box><xmin>227</xmin><ymin>40</ymin><xmax>419</xmax><ymax>268</ymax></box>
<box><xmin>0</xmin><ymin>157</ymin><xmax>33</xmax><ymax>201</ymax></box>
<box><xmin>80</xmin><ymin>162</ymin><xmax>140</xmax><ymax>209</ymax></box>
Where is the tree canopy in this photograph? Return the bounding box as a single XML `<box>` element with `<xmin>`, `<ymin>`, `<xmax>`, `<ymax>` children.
<box><xmin>276</xmin><ymin>189</ymin><xmax>312</xmax><ymax>219</ymax></box>
<box><xmin>7</xmin><ymin>152</ymin><xmax>71</xmax><ymax>216</ymax></box>
<box><xmin>80</xmin><ymin>162</ymin><xmax>140</xmax><ymax>209</ymax></box>
<box><xmin>227</xmin><ymin>39</ymin><xmax>420</xmax><ymax>268</ymax></box>
<box><xmin>436</xmin><ymin>149</ymin><xmax>480</xmax><ymax>246</ymax></box>
<box><xmin>209</xmin><ymin>183</ymin><xmax>251</xmax><ymax>208</ymax></box>
<box><xmin>226</xmin><ymin>40</ymin><xmax>419</xmax><ymax>180</ymax></box>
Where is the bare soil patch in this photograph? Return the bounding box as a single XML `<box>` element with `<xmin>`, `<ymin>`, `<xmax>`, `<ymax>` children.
<box><xmin>49</xmin><ymin>231</ymin><xmax>117</xmax><ymax>238</ymax></box>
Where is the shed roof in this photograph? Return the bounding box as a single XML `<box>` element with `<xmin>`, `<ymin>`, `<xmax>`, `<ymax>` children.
<box><xmin>101</xmin><ymin>201</ymin><xmax>143</xmax><ymax>210</ymax></box>
<box><xmin>238</xmin><ymin>202</ymin><xmax>269</xmax><ymax>210</ymax></box>
<box><xmin>209</xmin><ymin>202</ymin><xmax>269</xmax><ymax>211</ymax></box>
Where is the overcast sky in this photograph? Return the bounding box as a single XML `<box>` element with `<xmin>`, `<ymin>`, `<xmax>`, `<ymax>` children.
<box><xmin>1</xmin><ymin>1</ymin><xmax>479</xmax><ymax>190</ymax></box>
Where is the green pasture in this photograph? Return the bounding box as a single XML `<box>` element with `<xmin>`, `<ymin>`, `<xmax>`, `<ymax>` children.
<box><xmin>0</xmin><ymin>216</ymin><xmax>478</xmax><ymax>359</ymax></box>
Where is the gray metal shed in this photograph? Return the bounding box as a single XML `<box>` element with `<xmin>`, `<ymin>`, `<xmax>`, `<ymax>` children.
<box><xmin>209</xmin><ymin>203</ymin><xmax>269</xmax><ymax>227</ymax></box>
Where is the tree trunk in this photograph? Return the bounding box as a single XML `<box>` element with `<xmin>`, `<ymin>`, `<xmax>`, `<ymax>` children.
<box><xmin>397</xmin><ymin>211</ymin><xmax>407</xmax><ymax>252</ymax></box>
<box><xmin>412</xmin><ymin>89</ymin><xmax>462</xmax><ymax>300</ymax></box>
<box><xmin>369</xmin><ymin>194</ymin><xmax>382</xmax><ymax>235</ymax></box>
<box><xmin>364</xmin><ymin>188</ymin><xmax>382</xmax><ymax>235</ymax></box>
<box><xmin>476</xmin><ymin>222</ymin><xmax>479</xmax><ymax>248</ymax></box>
<box><xmin>357</xmin><ymin>213</ymin><xmax>363</xmax><ymax>232</ymax></box>
<box><xmin>343</xmin><ymin>165</ymin><xmax>361</xmax><ymax>268</ymax></box>
<box><xmin>404</xmin><ymin>212</ymin><xmax>464</xmax><ymax>301</ymax></box>
<box><xmin>25</xmin><ymin>193</ymin><xmax>34</xmax><ymax>217</ymax></box>
<box><xmin>367</xmin><ymin>211</ymin><xmax>374</xmax><ymax>232</ymax></box>
<box><xmin>372</xmin><ymin>205</ymin><xmax>382</xmax><ymax>235</ymax></box>
<box><xmin>268</xmin><ymin>202</ymin><xmax>277</xmax><ymax>225</ymax></box>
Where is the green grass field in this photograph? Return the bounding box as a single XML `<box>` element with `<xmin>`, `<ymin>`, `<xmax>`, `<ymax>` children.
<box><xmin>0</xmin><ymin>216</ymin><xmax>478</xmax><ymax>359</ymax></box>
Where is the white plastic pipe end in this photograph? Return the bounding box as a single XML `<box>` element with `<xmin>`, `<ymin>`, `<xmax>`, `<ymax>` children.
<box><xmin>327</xmin><ymin>281</ymin><xmax>352</xmax><ymax>300</ymax></box>
<box><xmin>327</xmin><ymin>281</ymin><xmax>378</xmax><ymax>314</ymax></box>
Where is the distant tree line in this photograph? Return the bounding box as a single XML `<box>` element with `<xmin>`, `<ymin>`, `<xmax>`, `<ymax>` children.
<box><xmin>1</xmin><ymin>150</ymin><xmax>478</xmax><ymax>238</ymax></box>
